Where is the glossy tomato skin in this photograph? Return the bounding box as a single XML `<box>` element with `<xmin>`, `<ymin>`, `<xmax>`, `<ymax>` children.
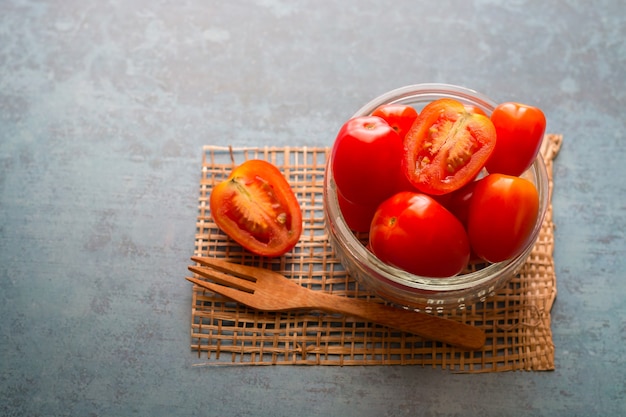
<box><xmin>467</xmin><ymin>173</ymin><xmax>539</xmax><ymax>263</ymax></box>
<box><xmin>337</xmin><ymin>189</ymin><xmax>377</xmax><ymax>233</ymax></box>
<box><xmin>371</xmin><ymin>104</ymin><xmax>419</xmax><ymax>140</ymax></box>
<box><xmin>369</xmin><ymin>191</ymin><xmax>470</xmax><ymax>278</ymax></box>
<box><xmin>331</xmin><ymin>116</ymin><xmax>403</xmax><ymax>206</ymax></box>
<box><xmin>210</xmin><ymin>159</ymin><xmax>302</xmax><ymax>257</ymax></box>
<box><xmin>486</xmin><ymin>102</ymin><xmax>546</xmax><ymax>177</ymax></box>
<box><xmin>403</xmin><ymin>98</ymin><xmax>496</xmax><ymax>195</ymax></box>
<box><xmin>444</xmin><ymin>180</ymin><xmax>478</xmax><ymax>226</ymax></box>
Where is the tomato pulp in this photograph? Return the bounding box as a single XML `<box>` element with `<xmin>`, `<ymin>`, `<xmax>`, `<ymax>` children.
<box><xmin>403</xmin><ymin>98</ymin><xmax>496</xmax><ymax>195</ymax></box>
<box><xmin>209</xmin><ymin>159</ymin><xmax>302</xmax><ymax>257</ymax></box>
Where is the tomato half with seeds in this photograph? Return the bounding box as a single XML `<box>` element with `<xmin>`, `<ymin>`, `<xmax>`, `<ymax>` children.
<box><xmin>403</xmin><ymin>98</ymin><xmax>497</xmax><ymax>195</ymax></box>
<box><xmin>467</xmin><ymin>173</ymin><xmax>539</xmax><ymax>263</ymax></box>
<box><xmin>372</xmin><ymin>104</ymin><xmax>419</xmax><ymax>140</ymax></box>
<box><xmin>209</xmin><ymin>159</ymin><xmax>302</xmax><ymax>257</ymax></box>
<box><xmin>486</xmin><ymin>102</ymin><xmax>546</xmax><ymax>177</ymax></box>
<box><xmin>369</xmin><ymin>191</ymin><xmax>470</xmax><ymax>278</ymax></box>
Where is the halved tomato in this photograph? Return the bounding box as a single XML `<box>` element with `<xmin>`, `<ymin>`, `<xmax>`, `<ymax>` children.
<box><xmin>209</xmin><ymin>159</ymin><xmax>302</xmax><ymax>257</ymax></box>
<box><xmin>402</xmin><ymin>98</ymin><xmax>496</xmax><ymax>195</ymax></box>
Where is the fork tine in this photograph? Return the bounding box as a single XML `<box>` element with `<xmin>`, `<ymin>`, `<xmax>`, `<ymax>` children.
<box><xmin>190</xmin><ymin>256</ymin><xmax>263</xmax><ymax>281</ymax></box>
<box><xmin>186</xmin><ymin>277</ymin><xmax>257</xmax><ymax>305</ymax></box>
<box><xmin>188</xmin><ymin>265</ymin><xmax>257</xmax><ymax>293</ymax></box>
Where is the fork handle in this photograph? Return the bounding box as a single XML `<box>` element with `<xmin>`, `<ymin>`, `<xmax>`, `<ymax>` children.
<box><xmin>310</xmin><ymin>293</ymin><xmax>485</xmax><ymax>350</ymax></box>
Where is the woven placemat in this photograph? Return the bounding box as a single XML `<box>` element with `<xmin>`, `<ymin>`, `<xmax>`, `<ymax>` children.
<box><xmin>189</xmin><ymin>134</ymin><xmax>562</xmax><ymax>372</ymax></box>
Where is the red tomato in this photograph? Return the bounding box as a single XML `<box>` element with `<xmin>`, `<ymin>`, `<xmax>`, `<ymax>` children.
<box><xmin>369</xmin><ymin>192</ymin><xmax>470</xmax><ymax>277</ymax></box>
<box><xmin>463</xmin><ymin>104</ymin><xmax>488</xmax><ymax>117</ymax></box>
<box><xmin>390</xmin><ymin>159</ymin><xmax>421</xmax><ymax>196</ymax></box>
<box><xmin>467</xmin><ymin>174</ymin><xmax>539</xmax><ymax>263</ymax></box>
<box><xmin>337</xmin><ymin>189</ymin><xmax>377</xmax><ymax>232</ymax></box>
<box><xmin>210</xmin><ymin>159</ymin><xmax>302</xmax><ymax>257</ymax></box>
<box><xmin>371</xmin><ymin>104</ymin><xmax>419</xmax><ymax>140</ymax></box>
<box><xmin>403</xmin><ymin>98</ymin><xmax>497</xmax><ymax>195</ymax></box>
<box><xmin>444</xmin><ymin>180</ymin><xmax>478</xmax><ymax>226</ymax></box>
<box><xmin>486</xmin><ymin>102</ymin><xmax>546</xmax><ymax>176</ymax></box>
<box><xmin>331</xmin><ymin>116</ymin><xmax>403</xmax><ymax>206</ymax></box>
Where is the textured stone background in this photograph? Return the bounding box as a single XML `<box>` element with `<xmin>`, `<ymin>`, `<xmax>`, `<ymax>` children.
<box><xmin>1</xmin><ymin>1</ymin><xmax>625</xmax><ymax>416</ymax></box>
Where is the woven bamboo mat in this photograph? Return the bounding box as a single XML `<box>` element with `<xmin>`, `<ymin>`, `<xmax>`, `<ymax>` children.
<box><xmin>189</xmin><ymin>134</ymin><xmax>562</xmax><ymax>372</ymax></box>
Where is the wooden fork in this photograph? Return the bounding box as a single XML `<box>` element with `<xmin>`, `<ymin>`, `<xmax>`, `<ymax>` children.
<box><xmin>186</xmin><ymin>256</ymin><xmax>485</xmax><ymax>350</ymax></box>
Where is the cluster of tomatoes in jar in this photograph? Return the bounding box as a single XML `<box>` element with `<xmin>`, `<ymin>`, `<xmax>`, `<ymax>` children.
<box><xmin>330</xmin><ymin>99</ymin><xmax>546</xmax><ymax>278</ymax></box>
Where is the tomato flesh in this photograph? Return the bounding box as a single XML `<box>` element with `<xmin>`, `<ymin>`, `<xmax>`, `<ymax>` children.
<box><xmin>403</xmin><ymin>98</ymin><xmax>496</xmax><ymax>195</ymax></box>
<box><xmin>210</xmin><ymin>159</ymin><xmax>302</xmax><ymax>257</ymax></box>
<box><xmin>467</xmin><ymin>173</ymin><xmax>539</xmax><ymax>263</ymax></box>
<box><xmin>369</xmin><ymin>191</ymin><xmax>470</xmax><ymax>277</ymax></box>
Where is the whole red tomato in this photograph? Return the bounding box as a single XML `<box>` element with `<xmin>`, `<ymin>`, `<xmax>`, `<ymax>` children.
<box><xmin>331</xmin><ymin>116</ymin><xmax>403</xmax><ymax>206</ymax></box>
<box><xmin>403</xmin><ymin>98</ymin><xmax>497</xmax><ymax>195</ymax></box>
<box><xmin>336</xmin><ymin>189</ymin><xmax>378</xmax><ymax>233</ymax></box>
<box><xmin>467</xmin><ymin>173</ymin><xmax>539</xmax><ymax>263</ymax></box>
<box><xmin>369</xmin><ymin>192</ymin><xmax>470</xmax><ymax>277</ymax></box>
<box><xmin>371</xmin><ymin>104</ymin><xmax>419</xmax><ymax>140</ymax></box>
<box><xmin>210</xmin><ymin>159</ymin><xmax>302</xmax><ymax>257</ymax></box>
<box><xmin>486</xmin><ymin>102</ymin><xmax>546</xmax><ymax>177</ymax></box>
<box><xmin>444</xmin><ymin>180</ymin><xmax>478</xmax><ymax>226</ymax></box>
